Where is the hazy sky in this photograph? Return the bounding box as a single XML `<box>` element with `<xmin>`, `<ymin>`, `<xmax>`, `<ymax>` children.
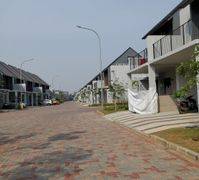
<box><xmin>0</xmin><ymin>0</ymin><xmax>181</xmax><ymax>92</ymax></box>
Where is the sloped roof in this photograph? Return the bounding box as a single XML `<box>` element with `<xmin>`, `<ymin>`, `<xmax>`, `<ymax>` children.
<box><xmin>142</xmin><ymin>0</ymin><xmax>194</xmax><ymax>39</ymax></box>
<box><xmin>80</xmin><ymin>47</ymin><xmax>138</xmax><ymax>90</ymax></box>
<box><xmin>0</xmin><ymin>61</ymin><xmax>17</xmax><ymax>77</ymax></box>
<box><xmin>0</xmin><ymin>61</ymin><xmax>49</xmax><ymax>86</ymax></box>
<box><xmin>102</xmin><ymin>47</ymin><xmax>137</xmax><ymax>71</ymax></box>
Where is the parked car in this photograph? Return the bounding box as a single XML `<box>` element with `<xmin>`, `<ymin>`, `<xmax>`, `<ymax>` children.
<box><xmin>43</xmin><ymin>99</ymin><xmax>52</xmax><ymax>106</ymax></box>
<box><xmin>2</xmin><ymin>102</ymin><xmax>17</xmax><ymax>109</ymax></box>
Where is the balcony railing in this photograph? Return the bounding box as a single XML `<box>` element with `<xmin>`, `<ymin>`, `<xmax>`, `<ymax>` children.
<box><xmin>130</xmin><ymin>48</ymin><xmax>148</xmax><ymax>70</ymax></box>
<box><xmin>153</xmin><ymin>20</ymin><xmax>199</xmax><ymax>59</ymax></box>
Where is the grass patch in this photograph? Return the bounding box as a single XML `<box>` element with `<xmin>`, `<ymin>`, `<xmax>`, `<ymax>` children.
<box><xmin>101</xmin><ymin>103</ymin><xmax>128</xmax><ymax>115</ymax></box>
<box><xmin>89</xmin><ymin>104</ymin><xmax>101</xmax><ymax>107</ymax></box>
<box><xmin>153</xmin><ymin>127</ymin><xmax>199</xmax><ymax>153</ymax></box>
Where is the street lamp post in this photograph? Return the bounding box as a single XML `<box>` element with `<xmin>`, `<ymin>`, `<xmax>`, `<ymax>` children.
<box><xmin>76</xmin><ymin>25</ymin><xmax>104</xmax><ymax>109</ymax></box>
<box><xmin>19</xmin><ymin>58</ymin><xmax>35</xmax><ymax>104</ymax></box>
<box><xmin>20</xmin><ymin>58</ymin><xmax>35</xmax><ymax>84</ymax></box>
<box><xmin>51</xmin><ymin>75</ymin><xmax>60</xmax><ymax>100</ymax></box>
<box><xmin>51</xmin><ymin>75</ymin><xmax>59</xmax><ymax>91</ymax></box>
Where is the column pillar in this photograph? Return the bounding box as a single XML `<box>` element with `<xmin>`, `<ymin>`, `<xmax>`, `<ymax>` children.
<box><xmin>148</xmin><ymin>64</ymin><xmax>157</xmax><ymax>91</ymax></box>
<box><xmin>196</xmin><ymin>54</ymin><xmax>199</xmax><ymax>110</ymax></box>
<box><xmin>127</xmin><ymin>73</ymin><xmax>132</xmax><ymax>90</ymax></box>
<box><xmin>31</xmin><ymin>94</ymin><xmax>34</xmax><ymax>106</ymax></box>
<box><xmin>36</xmin><ymin>93</ymin><xmax>38</xmax><ymax>106</ymax></box>
<box><xmin>15</xmin><ymin>91</ymin><xmax>18</xmax><ymax>109</ymax></box>
<box><xmin>6</xmin><ymin>92</ymin><xmax>9</xmax><ymax>104</ymax></box>
<box><xmin>24</xmin><ymin>93</ymin><xmax>27</xmax><ymax>105</ymax></box>
<box><xmin>12</xmin><ymin>77</ymin><xmax>15</xmax><ymax>90</ymax></box>
<box><xmin>97</xmin><ymin>94</ymin><xmax>100</xmax><ymax>104</ymax></box>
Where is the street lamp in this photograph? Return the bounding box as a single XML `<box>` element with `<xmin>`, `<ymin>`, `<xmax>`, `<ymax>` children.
<box><xmin>76</xmin><ymin>25</ymin><xmax>104</xmax><ymax>109</ymax></box>
<box><xmin>20</xmin><ymin>58</ymin><xmax>35</xmax><ymax>84</ymax></box>
<box><xmin>51</xmin><ymin>75</ymin><xmax>59</xmax><ymax>91</ymax></box>
<box><xmin>19</xmin><ymin>58</ymin><xmax>35</xmax><ymax>104</ymax></box>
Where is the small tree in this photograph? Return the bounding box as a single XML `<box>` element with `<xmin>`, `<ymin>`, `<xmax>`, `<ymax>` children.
<box><xmin>109</xmin><ymin>81</ymin><xmax>126</xmax><ymax>111</ymax></box>
<box><xmin>175</xmin><ymin>45</ymin><xmax>199</xmax><ymax>98</ymax></box>
<box><xmin>80</xmin><ymin>91</ymin><xmax>86</xmax><ymax>102</ymax></box>
<box><xmin>91</xmin><ymin>88</ymin><xmax>99</xmax><ymax>104</ymax></box>
<box><xmin>86</xmin><ymin>89</ymin><xmax>92</xmax><ymax>103</ymax></box>
<box><xmin>131</xmin><ymin>80</ymin><xmax>139</xmax><ymax>90</ymax></box>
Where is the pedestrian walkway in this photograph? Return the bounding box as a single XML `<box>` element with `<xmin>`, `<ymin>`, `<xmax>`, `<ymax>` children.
<box><xmin>105</xmin><ymin>111</ymin><xmax>199</xmax><ymax>134</ymax></box>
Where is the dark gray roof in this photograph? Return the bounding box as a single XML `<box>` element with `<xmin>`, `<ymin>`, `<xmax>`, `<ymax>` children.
<box><xmin>103</xmin><ymin>47</ymin><xmax>137</xmax><ymax>70</ymax></box>
<box><xmin>142</xmin><ymin>0</ymin><xmax>194</xmax><ymax>39</ymax></box>
<box><xmin>0</xmin><ymin>61</ymin><xmax>49</xmax><ymax>86</ymax></box>
<box><xmin>0</xmin><ymin>61</ymin><xmax>17</xmax><ymax>77</ymax></box>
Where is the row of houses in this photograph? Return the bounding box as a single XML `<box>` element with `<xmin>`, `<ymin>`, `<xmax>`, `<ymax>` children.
<box><xmin>76</xmin><ymin>0</ymin><xmax>199</xmax><ymax>114</ymax></box>
<box><xmin>76</xmin><ymin>47</ymin><xmax>138</xmax><ymax>104</ymax></box>
<box><xmin>0</xmin><ymin>61</ymin><xmax>50</xmax><ymax>109</ymax></box>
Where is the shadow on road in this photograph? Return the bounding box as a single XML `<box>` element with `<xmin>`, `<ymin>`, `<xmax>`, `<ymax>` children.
<box><xmin>48</xmin><ymin>131</ymin><xmax>86</xmax><ymax>142</ymax></box>
<box><xmin>0</xmin><ymin>133</ymin><xmax>36</xmax><ymax>145</ymax></box>
<box><xmin>2</xmin><ymin>147</ymin><xmax>93</xmax><ymax>179</ymax></box>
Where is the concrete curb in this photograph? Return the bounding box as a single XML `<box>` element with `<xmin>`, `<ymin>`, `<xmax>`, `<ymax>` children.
<box><xmin>128</xmin><ymin>126</ymin><xmax>199</xmax><ymax>161</ymax></box>
<box><xmin>96</xmin><ymin>110</ymin><xmax>105</xmax><ymax>116</ymax></box>
<box><xmin>149</xmin><ymin>135</ymin><xmax>199</xmax><ymax>161</ymax></box>
<box><xmin>105</xmin><ymin>116</ymin><xmax>199</xmax><ymax>161</ymax></box>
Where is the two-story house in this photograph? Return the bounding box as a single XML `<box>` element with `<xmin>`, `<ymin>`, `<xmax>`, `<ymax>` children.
<box><xmin>128</xmin><ymin>0</ymin><xmax>199</xmax><ymax>113</ymax></box>
<box><xmin>78</xmin><ymin>47</ymin><xmax>138</xmax><ymax>105</ymax></box>
<box><xmin>0</xmin><ymin>61</ymin><xmax>50</xmax><ymax>108</ymax></box>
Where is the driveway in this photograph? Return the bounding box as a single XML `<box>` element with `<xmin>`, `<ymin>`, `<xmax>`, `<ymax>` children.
<box><xmin>0</xmin><ymin>102</ymin><xmax>198</xmax><ymax>179</ymax></box>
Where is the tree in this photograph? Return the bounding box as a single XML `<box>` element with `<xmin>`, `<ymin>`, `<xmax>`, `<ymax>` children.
<box><xmin>109</xmin><ymin>81</ymin><xmax>126</xmax><ymax>111</ymax></box>
<box><xmin>175</xmin><ymin>45</ymin><xmax>199</xmax><ymax>98</ymax></box>
<box><xmin>131</xmin><ymin>80</ymin><xmax>139</xmax><ymax>90</ymax></box>
<box><xmin>91</xmin><ymin>88</ymin><xmax>99</xmax><ymax>104</ymax></box>
<box><xmin>85</xmin><ymin>89</ymin><xmax>92</xmax><ymax>103</ymax></box>
<box><xmin>80</xmin><ymin>91</ymin><xmax>86</xmax><ymax>102</ymax></box>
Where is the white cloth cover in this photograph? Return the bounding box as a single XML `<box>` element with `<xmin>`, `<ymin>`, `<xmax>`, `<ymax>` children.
<box><xmin>128</xmin><ymin>88</ymin><xmax>158</xmax><ymax>115</ymax></box>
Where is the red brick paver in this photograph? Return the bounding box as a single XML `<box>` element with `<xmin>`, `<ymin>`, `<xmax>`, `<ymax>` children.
<box><xmin>0</xmin><ymin>102</ymin><xmax>198</xmax><ymax>179</ymax></box>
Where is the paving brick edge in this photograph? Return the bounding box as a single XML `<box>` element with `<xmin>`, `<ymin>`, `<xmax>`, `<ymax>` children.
<box><xmin>104</xmin><ymin>116</ymin><xmax>199</xmax><ymax>161</ymax></box>
<box><xmin>149</xmin><ymin>135</ymin><xmax>199</xmax><ymax>161</ymax></box>
<box><xmin>96</xmin><ymin>110</ymin><xmax>105</xmax><ymax>116</ymax></box>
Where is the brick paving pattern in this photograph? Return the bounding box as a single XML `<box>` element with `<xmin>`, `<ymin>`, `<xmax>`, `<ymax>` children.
<box><xmin>0</xmin><ymin>102</ymin><xmax>198</xmax><ymax>179</ymax></box>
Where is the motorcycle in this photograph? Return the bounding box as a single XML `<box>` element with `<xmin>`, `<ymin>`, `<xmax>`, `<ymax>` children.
<box><xmin>177</xmin><ymin>95</ymin><xmax>198</xmax><ymax>113</ymax></box>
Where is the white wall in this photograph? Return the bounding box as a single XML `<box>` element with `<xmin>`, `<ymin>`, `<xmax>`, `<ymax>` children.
<box><xmin>110</xmin><ymin>64</ymin><xmax>129</xmax><ymax>89</ymax></box>
<box><xmin>179</xmin><ymin>4</ymin><xmax>191</xmax><ymax>26</ymax></box>
<box><xmin>104</xmin><ymin>64</ymin><xmax>130</xmax><ymax>103</ymax></box>
<box><xmin>172</xmin><ymin>4</ymin><xmax>190</xmax><ymax>30</ymax></box>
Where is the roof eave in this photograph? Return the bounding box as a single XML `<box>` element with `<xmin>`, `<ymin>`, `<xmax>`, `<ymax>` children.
<box><xmin>142</xmin><ymin>0</ymin><xmax>193</xmax><ymax>39</ymax></box>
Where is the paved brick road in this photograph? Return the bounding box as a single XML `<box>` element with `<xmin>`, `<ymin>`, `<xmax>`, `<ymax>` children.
<box><xmin>0</xmin><ymin>102</ymin><xmax>198</xmax><ymax>179</ymax></box>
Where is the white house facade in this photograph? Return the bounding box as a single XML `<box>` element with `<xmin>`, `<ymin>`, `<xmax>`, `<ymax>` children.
<box><xmin>128</xmin><ymin>0</ymin><xmax>199</xmax><ymax>113</ymax></box>
<box><xmin>78</xmin><ymin>47</ymin><xmax>138</xmax><ymax>105</ymax></box>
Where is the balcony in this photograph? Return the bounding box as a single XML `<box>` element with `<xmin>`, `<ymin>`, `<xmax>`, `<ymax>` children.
<box><xmin>33</xmin><ymin>87</ymin><xmax>43</xmax><ymax>93</ymax></box>
<box><xmin>130</xmin><ymin>48</ymin><xmax>148</xmax><ymax>70</ymax></box>
<box><xmin>13</xmin><ymin>83</ymin><xmax>26</xmax><ymax>92</ymax></box>
<box><xmin>153</xmin><ymin>20</ymin><xmax>199</xmax><ymax>59</ymax></box>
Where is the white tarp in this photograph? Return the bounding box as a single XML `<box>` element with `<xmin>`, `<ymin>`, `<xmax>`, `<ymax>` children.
<box><xmin>128</xmin><ymin>88</ymin><xmax>158</xmax><ymax>115</ymax></box>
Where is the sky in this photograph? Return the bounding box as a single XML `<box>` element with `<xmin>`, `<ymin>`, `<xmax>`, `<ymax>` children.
<box><xmin>0</xmin><ymin>0</ymin><xmax>182</xmax><ymax>92</ymax></box>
